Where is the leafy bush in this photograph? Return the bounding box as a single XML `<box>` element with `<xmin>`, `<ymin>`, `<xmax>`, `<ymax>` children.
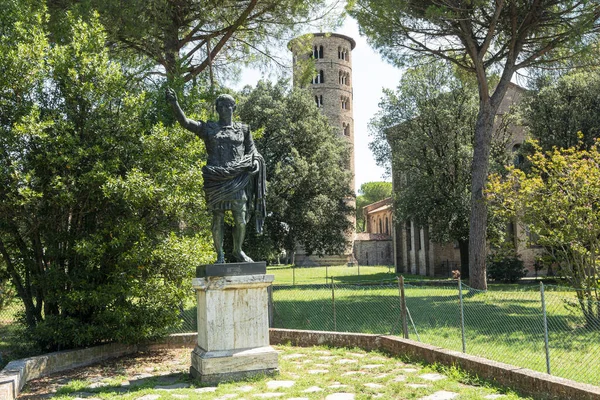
<box><xmin>0</xmin><ymin>280</ymin><xmax>16</xmax><ymax>312</ymax></box>
<box><xmin>486</xmin><ymin>249</ymin><xmax>527</xmax><ymax>283</ymax></box>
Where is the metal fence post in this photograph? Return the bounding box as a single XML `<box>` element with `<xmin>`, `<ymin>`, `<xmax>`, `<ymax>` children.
<box><xmin>399</xmin><ymin>276</ymin><xmax>409</xmax><ymax>339</ymax></box>
<box><xmin>458</xmin><ymin>278</ymin><xmax>466</xmax><ymax>353</ymax></box>
<box><xmin>331</xmin><ymin>277</ymin><xmax>337</xmax><ymax>331</ymax></box>
<box><xmin>540</xmin><ymin>282</ymin><xmax>551</xmax><ymax>374</ymax></box>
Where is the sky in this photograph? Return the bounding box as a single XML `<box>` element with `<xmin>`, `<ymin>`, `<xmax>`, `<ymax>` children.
<box><xmin>229</xmin><ymin>17</ymin><xmax>405</xmax><ymax>195</ymax></box>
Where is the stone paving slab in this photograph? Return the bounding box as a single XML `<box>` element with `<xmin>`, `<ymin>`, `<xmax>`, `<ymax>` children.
<box><xmin>361</xmin><ymin>364</ymin><xmax>384</xmax><ymax>369</ymax></box>
<box><xmin>420</xmin><ymin>391</ymin><xmax>459</xmax><ymax>400</ymax></box>
<box><xmin>407</xmin><ymin>383</ymin><xmax>431</xmax><ymax>389</ymax></box>
<box><xmin>341</xmin><ymin>371</ymin><xmax>366</xmax><ymax>376</ymax></box>
<box><xmin>266</xmin><ymin>380</ymin><xmax>295</xmax><ymax>389</ymax></box>
<box><xmin>302</xmin><ymin>386</ymin><xmax>322</xmax><ymax>393</ymax></box>
<box><xmin>419</xmin><ymin>373</ymin><xmax>447</xmax><ymax>381</ymax></box>
<box><xmin>136</xmin><ymin>395</ymin><xmax>160</xmax><ymax>400</ymax></box>
<box><xmin>307</xmin><ymin>369</ymin><xmax>328</xmax><ymax>374</ymax></box>
<box><xmin>363</xmin><ymin>382</ymin><xmax>384</xmax><ymax>389</ymax></box>
<box><xmin>324</xmin><ymin>393</ymin><xmax>355</xmax><ymax>400</ymax></box>
<box><xmin>195</xmin><ymin>386</ymin><xmax>218</xmax><ymax>393</ymax></box>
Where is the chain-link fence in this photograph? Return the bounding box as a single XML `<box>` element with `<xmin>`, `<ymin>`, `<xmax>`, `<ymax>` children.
<box><xmin>270</xmin><ymin>278</ymin><xmax>600</xmax><ymax>387</ymax></box>
<box><xmin>0</xmin><ymin>300</ymin><xmax>28</xmax><ymax>368</ymax></box>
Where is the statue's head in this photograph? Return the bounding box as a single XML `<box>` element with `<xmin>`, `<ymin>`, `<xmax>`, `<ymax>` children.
<box><xmin>215</xmin><ymin>94</ymin><xmax>236</xmax><ymax>117</ymax></box>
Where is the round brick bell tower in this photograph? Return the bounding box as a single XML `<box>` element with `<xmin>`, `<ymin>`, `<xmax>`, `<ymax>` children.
<box><xmin>289</xmin><ymin>33</ymin><xmax>357</xmax><ymax>266</ymax></box>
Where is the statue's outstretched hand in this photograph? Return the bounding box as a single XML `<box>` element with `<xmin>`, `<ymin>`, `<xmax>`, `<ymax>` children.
<box><xmin>249</xmin><ymin>160</ymin><xmax>260</xmax><ymax>176</ymax></box>
<box><xmin>165</xmin><ymin>88</ymin><xmax>178</xmax><ymax>104</ymax></box>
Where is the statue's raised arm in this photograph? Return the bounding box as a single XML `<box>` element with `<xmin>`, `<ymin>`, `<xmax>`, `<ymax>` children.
<box><xmin>165</xmin><ymin>88</ymin><xmax>204</xmax><ymax>133</ymax></box>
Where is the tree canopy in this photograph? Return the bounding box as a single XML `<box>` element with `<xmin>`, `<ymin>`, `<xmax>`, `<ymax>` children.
<box><xmin>0</xmin><ymin>6</ymin><xmax>213</xmax><ymax>350</ymax></box>
<box><xmin>523</xmin><ymin>69</ymin><xmax>600</xmax><ymax>151</ymax></box>
<box><xmin>49</xmin><ymin>0</ymin><xmax>338</xmax><ymax>83</ymax></box>
<box><xmin>237</xmin><ymin>80</ymin><xmax>354</xmax><ymax>259</ymax></box>
<box><xmin>487</xmin><ymin>138</ymin><xmax>600</xmax><ymax>327</ymax></box>
<box><xmin>349</xmin><ymin>0</ymin><xmax>600</xmax><ymax>289</ymax></box>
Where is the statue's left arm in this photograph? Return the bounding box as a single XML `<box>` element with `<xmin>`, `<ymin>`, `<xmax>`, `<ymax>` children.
<box><xmin>243</xmin><ymin>124</ymin><xmax>259</xmax><ymax>157</ymax></box>
<box><xmin>243</xmin><ymin>124</ymin><xmax>261</xmax><ymax>174</ymax></box>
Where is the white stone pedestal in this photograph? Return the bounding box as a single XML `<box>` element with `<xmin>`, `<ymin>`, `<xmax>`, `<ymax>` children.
<box><xmin>190</xmin><ymin>273</ymin><xmax>278</xmax><ymax>383</ymax></box>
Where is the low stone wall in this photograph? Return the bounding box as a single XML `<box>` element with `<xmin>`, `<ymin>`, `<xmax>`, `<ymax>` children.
<box><xmin>270</xmin><ymin>329</ymin><xmax>600</xmax><ymax>400</ymax></box>
<box><xmin>0</xmin><ymin>333</ymin><xmax>196</xmax><ymax>400</ymax></box>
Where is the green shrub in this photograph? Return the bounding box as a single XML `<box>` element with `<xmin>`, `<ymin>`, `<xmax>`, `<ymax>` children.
<box><xmin>487</xmin><ymin>249</ymin><xmax>527</xmax><ymax>283</ymax></box>
<box><xmin>0</xmin><ymin>280</ymin><xmax>16</xmax><ymax>312</ymax></box>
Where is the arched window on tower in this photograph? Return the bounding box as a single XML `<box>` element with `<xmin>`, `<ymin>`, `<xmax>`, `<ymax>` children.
<box><xmin>315</xmin><ymin>95</ymin><xmax>323</xmax><ymax>107</ymax></box>
<box><xmin>379</xmin><ymin>218</ymin><xmax>383</xmax><ymax>234</ymax></box>
<box><xmin>343</xmin><ymin>123</ymin><xmax>350</xmax><ymax>136</ymax></box>
<box><xmin>313</xmin><ymin>45</ymin><xmax>324</xmax><ymax>59</ymax></box>
<box><xmin>339</xmin><ymin>47</ymin><xmax>348</xmax><ymax>61</ymax></box>
<box><xmin>312</xmin><ymin>70</ymin><xmax>324</xmax><ymax>84</ymax></box>
<box><xmin>339</xmin><ymin>71</ymin><xmax>349</xmax><ymax>85</ymax></box>
<box><xmin>341</xmin><ymin>96</ymin><xmax>350</xmax><ymax>110</ymax></box>
<box><xmin>385</xmin><ymin>217</ymin><xmax>389</xmax><ymax>235</ymax></box>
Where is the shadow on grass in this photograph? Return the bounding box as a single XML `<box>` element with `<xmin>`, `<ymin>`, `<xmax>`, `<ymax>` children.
<box><xmin>20</xmin><ymin>372</ymin><xmax>193</xmax><ymax>400</ymax></box>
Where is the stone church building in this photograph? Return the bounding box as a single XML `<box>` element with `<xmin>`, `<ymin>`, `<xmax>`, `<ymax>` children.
<box><xmin>384</xmin><ymin>82</ymin><xmax>544</xmax><ymax>277</ymax></box>
<box><xmin>353</xmin><ymin>198</ymin><xmax>394</xmax><ymax>266</ymax></box>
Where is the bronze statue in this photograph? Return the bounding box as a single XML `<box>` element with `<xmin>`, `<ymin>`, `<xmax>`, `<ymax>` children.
<box><xmin>166</xmin><ymin>89</ymin><xmax>266</xmax><ymax>264</ymax></box>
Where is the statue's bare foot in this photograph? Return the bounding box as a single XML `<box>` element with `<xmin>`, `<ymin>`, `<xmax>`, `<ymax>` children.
<box><xmin>233</xmin><ymin>251</ymin><xmax>253</xmax><ymax>263</ymax></box>
<box><xmin>215</xmin><ymin>252</ymin><xmax>225</xmax><ymax>264</ymax></box>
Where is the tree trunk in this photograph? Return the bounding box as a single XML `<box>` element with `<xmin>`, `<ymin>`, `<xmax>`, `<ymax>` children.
<box><xmin>468</xmin><ymin>75</ymin><xmax>514</xmax><ymax>289</ymax></box>
<box><xmin>458</xmin><ymin>239</ymin><xmax>469</xmax><ymax>279</ymax></box>
<box><xmin>468</xmin><ymin>102</ymin><xmax>495</xmax><ymax>290</ymax></box>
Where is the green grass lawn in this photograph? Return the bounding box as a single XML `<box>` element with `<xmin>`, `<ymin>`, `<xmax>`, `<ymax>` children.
<box><xmin>271</xmin><ymin>281</ymin><xmax>600</xmax><ymax>387</ymax></box>
<box><xmin>267</xmin><ymin>264</ymin><xmax>445</xmax><ymax>285</ymax></box>
<box><xmin>267</xmin><ymin>264</ymin><xmax>396</xmax><ymax>285</ymax></box>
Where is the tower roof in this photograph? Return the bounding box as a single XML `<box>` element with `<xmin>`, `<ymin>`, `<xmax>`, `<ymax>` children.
<box><xmin>288</xmin><ymin>32</ymin><xmax>356</xmax><ymax>51</ymax></box>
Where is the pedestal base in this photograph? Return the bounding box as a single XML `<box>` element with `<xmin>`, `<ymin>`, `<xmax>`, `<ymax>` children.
<box><xmin>190</xmin><ymin>345</ymin><xmax>278</xmax><ymax>384</ymax></box>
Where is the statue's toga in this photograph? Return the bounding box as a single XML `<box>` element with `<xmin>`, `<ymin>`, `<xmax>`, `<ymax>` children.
<box><xmin>166</xmin><ymin>89</ymin><xmax>266</xmax><ymax>264</ymax></box>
